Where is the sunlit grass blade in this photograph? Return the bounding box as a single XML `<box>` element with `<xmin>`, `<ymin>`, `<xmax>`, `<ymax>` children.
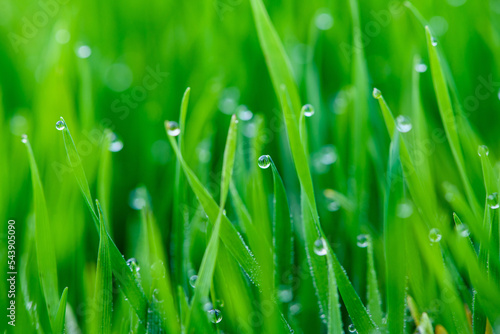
<box><xmin>165</xmin><ymin>120</ymin><xmax>261</xmax><ymax>285</ymax></box>
<box><xmin>23</xmin><ymin>135</ymin><xmax>60</xmax><ymax>327</ymax></box>
<box><xmin>57</xmin><ymin>119</ymin><xmax>148</xmax><ymax>323</ymax></box>
<box><xmin>384</xmin><ymin>131</ymin><xmax>407</xmax><ymax>333</ymax></box>
<box><xmin>54</xmin><ymin>287</ymin><xmax>68</xmax><ymax>334</ymax></box>
<box><xmin>418</xmin><ymin>312</ymin><xmax>434</xmax><ymax>334</ymax></box>
<box><xmin>425</xmin><ymin>26</ymin><xmax>481</xmax><ymax>218</ymax></box>
<box><xmin>92</xmin><ymin>200</ymin><xmax>112</xmax><ymax>334</ymax></box>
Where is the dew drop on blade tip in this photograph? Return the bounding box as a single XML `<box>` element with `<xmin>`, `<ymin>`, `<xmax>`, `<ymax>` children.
<box><xmin>258</xmin><ymin>155</ymin><xmax>271</xmax><ymax>169</ymax></box>
<box><xmin>166</xmin><ymin>121</ymin><xmax>180</xmax><ymax>136</ymax></box>
<box><xmin>372</xmin><ymin>88</ymin><xmax>382</xmax><ymax>99</ymax></box>
<box><xmin>301</xmin><ymin>104</ymin><xmax>315</xmax><ymax>117</ymax></box>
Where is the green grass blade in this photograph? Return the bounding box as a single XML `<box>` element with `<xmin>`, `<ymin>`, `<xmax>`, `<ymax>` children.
<box><xmin>184</xmin><ymin>114</ymin><xmax>238</xmax><ymax>333</ymax></box>
<box><xmin>366</xmin><ymin>235</ymin><xmax>383</xmax><ymax>327</ymax></box>
<box><xmin>57</xmin><ymin>120</ymin><xmax>148</xmax><ymax>323</ymax></box>
<box><xmin>248</xmin><ymin>0</ymin><xmax>301</xmax><ymax>118</ymax></box>
<box><xmin>93</xmin><ymin>200</ymin><xmax>112</xmax><ymax>334</ymax></box>
<box><xmin>425</xmin><ymin>26</ymin><xmax>481</xmax><ymax>218</ymax></box>
<box><xmin>269</xmin><ymin>158</ymin><xmax>293</xmax><ymax>309</ymax></box>
<box><xmin>165</xmin><ymin>120</ymin><xmax>261</xmax><ymax>285</ymax></box>
<box><xmin>98</xmin><ymin>130</ymin><xmax>113</xmax><ymax>234</ymax></box>
<box><xmin>54</xmin><ymin>287</ymin><xmax>68</xmax><ymax>334</ymax></box>
<box><xmin>23</xmin><ymin>135</ymin><xmax>60</xmax><ymax>326</ymax></box>
<box><xmin>384</xmin><ymin>132</ymin><xmax>407</xmax><ymax>334</ymax></box>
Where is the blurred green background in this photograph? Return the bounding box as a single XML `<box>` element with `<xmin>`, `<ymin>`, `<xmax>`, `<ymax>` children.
<box><xmin>1</xmin><ymin>0</ymin><xmax>500</xmax><ymax>332</ymax></box>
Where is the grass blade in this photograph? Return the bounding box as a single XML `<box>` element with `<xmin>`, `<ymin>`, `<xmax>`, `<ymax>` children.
<box><xmin>384</xmin><ymin>132</ymin><xmax>407</xmax><ymax>333</ymax></box>
<box><xmin>54</xmin><ymin>287</ymin><xmax>68</xmax><ymax>334</ymax></box>
<box><xmin>93</xmin><ymin>200</ymin><xmax>112</xmax><ymax>334</ymax></box>
<box><xmin>183</xmin><ymin>114</ymin><xmax>238</xmax><ymax>333</ymax></box>
<box><xmin>366</xmin><ymin>235</ymin><xmax>383</xmax><ymax>327</ymax></box>
<box><xmin>23</xmin><ymin>135</ymin><xmax>60</xmax><ymax>327</ymax></box>
<box><xmin>57</xmin><ymin>119</ymin><xmax>148</xmax><ymax>323</ymax></box>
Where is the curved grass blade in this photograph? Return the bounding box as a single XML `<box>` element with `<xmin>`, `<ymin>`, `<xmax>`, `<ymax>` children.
<box><xmin>98</xmin><ymin>130</ymin><xmax>113</xmax><ymax>234</ymax></box>
<box><xmin>23</xmin><ymin>135</ymin><xmax>60</xmax><ymax>327</ymax></box>
<box><xmin>268</xmin><ymin>158</ymin><xmax>293</xmax><ymax>305</ymax></box>
<box><xmin>165</xmin><ymin>120</ymin><xmax>261</xmax><ymax>285</ymax></box>
<box><xmin>425</xmin><ymin>27</ymin><xmax>481</xmax><ymax>218</ymax></box>
<box><xmin>248</xmin><ymin>0</ymin><xmax>301</xmax><ymax>118</ymax></box>
<box><xmin>384</xmin><ymin>132</ymin><xmax>407</xmax><ymax>333</ymax></box>
<box><xmin>57</xmin><ymin>119</ymin><xmax>148</xmax><ymax>323</ymax></box>
<box><xmin>54</xmin><ymin>287</ymin><xmax>68</xmax><ymax>334</ymax></box>
<box><xmin>93</xmin><ymin>200</ymin><xmax>112</xmax><ymax>334</ymax></box>
<box><xmin>183</xmin><ymin>114</ymin><xmax>238</xmax><ymax>333</ymax></box>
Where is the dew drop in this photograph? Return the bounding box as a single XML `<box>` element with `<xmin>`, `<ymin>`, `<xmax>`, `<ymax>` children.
<box><xmin>301</xmin><ymin>104</ymin><xmax>315</xmax><ymax>117</ymax></box>
<box><xmin>415</xmin><ymin>63</ymin><xmax>428</xmax><ymax>73</ymax></box>
<box><xmin>166</xmin><ymin>121</ymin><xmax>181</xmax><ymax>136</ymax></box>
<box><xmin>396</xmin><ymin>201</ymin><xmax>414</xmax><ymax>218</ymax></box>
<box><xmin>189</xmin><ymin>275</ymin><xmax>198</xmax><ymax>288</ymax></box>
<box><xmin>478</xmin><ymin>145</ymin><xmax>489</xmax><ymax>157</ymax></box>
<box><xmin>237</xmin><ymin>105</ymin><xmax>253</xmax><ymax>121</ymax></box>
<box><xmin>126</xmin><ymin>258</ymin><xmax>140</xmax><ymax>273</ymax></box>
<box><xmin>258</xmin><ymin>155</ymin><xmax>271</xmax><ymax>169</ymax></box>
<box><xmin>313</xmin><ymin>238</ymin><xmax>327</xmax><ymax>256</ymax></box>
<box><xmin>372</xmin><ymin>88</ymin><xmax>382</xmax><ymax>99</ymax></box>
<box><xmin>431</xmin><ymin>37</ymin><xmax>438</xmax><ymax>46</ymax></box>
<box><xmin>150</xmin><ymin>260</ymin><xmax>166</xmax><ymax>279</ymax></box>
<box><xmin>429</xmin><ymin>228</ymin><xmax>442</xmax><ymax>243</ymax></box>
<box><xmin>488</xmin><ymin>192</ymin><xmax>499</xmax><ymax>209</ymax></box>
<box><xmin>348</xmin><ymin>324</ymin><xmax>356</xmax><ymax>332</ymax></box>
<box><xmin>356</xmin><ymin>234</ymin><xmax>369</xmax><ymax>248</ymax></box>
<box><xmin>396</xmin><ymin>115</ymin><xmax>412</xmax><ymax>133</ymax></box>
<box><xmin>278</xmin><ymin>285</ymin><xmax>293</xmax><ymax>303</ymax></box>
<box><xmin>55</xmin><ymin>120</ymin><xmax>65</xmax><ymax>131</ymax></box>
<box><xmin>208</xmin><ymin>309</ymin><xmax>223</xmax><ymax>324</ymax></box>
<box><xmin>456</xmin><ymin>224</ymin><xmax>470</xmax><ymax>238</ymax></box>
<box><xmin>108</xmin><ymin>133</ymin><xmax>123</xmax><ymax>152</ymax></box>
<box><xmin>21</xmin><ymin>134</ymin><xmax>28</xmax><ymax>144</ymax></box>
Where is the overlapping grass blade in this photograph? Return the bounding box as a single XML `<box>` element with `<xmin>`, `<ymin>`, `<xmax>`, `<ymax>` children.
<box><xmin>54</xmin><ymin>287</ymin><xmax>68</xmax><ymax>334</ymax></box>
<box><xmin>57</xmin><ymin>119</ymin><xmax>148</xmax><ymax>323</ymax></box>
<box><xmin>165</xmin><ymin>120</ymin><xmax>261</xmax><ymax>285</ymax></box>
<box><xmin>425</xmin><ymin>26</ymin><xmax>481</xmax><ymax>218</ymax></box>
<box><xmin>384</xmin><ymin>132</ymin><xmax>407</xmax><ymax>333</ymax></box>
<box><xmin>268</xmin><ymin>157</ymin><xmax>293</xmax><ymax>306</ymax></box>
<box><xmin>23</xmin><ymin>135</ymin><xmax>60</xmax><ymax>328</ymax></box>
<box><xmin>183</xmin><ymin>114</ymin><xmax>238</xmax><ymax>333</ymax></box>
<box><xmin>92</xmin><ymin>200</ymin><xmax>112</xmax><ymax>334</ymax></box>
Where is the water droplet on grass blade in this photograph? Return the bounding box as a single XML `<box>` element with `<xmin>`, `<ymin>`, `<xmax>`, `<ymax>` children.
<box><xmin>429</xmin><ymin>228</ymin><xmax>442</xmax><ymax>243</ymax></box>
<box><xmin>55</xmin><ymin>120</ymin><xmax>65</xmax><ymax>130</ymax></box>
<box><xmin>237</xmin><ymin>105</ymin><xmax>253</xmax><ymax>121</ymax></box>
<box><xmin>126</xmin><ymin>258</ymin><xmax>140</xmax><ymax>273</ymax></box>
<box><xmin>258</xmin><ymin>155</ymin><xmax>271</xmax><ymax>169</ymax></box>
<box><xmin>301</xmin><ymin>104</ymin><xmax>315</xmax><ymax>117</ymax></box>
<box><xmin>166</xmin><ymin>121</ymin><xmax>180</xmax><ymax>136</ymax></box>
<box><xmin>456</xmin><ymin>224</ymin><xmax>470</xmax><ymax>237</ymax></box>
<box><xmin>189</xmin><ymin>275</ymin><xmax>198</xmax><ymax>288</ymax></box>
<box><xmin>208</xmin><ymin>309</ymin><xmax>223</xmax><ymax>324</ymax></box>
<box><xmin>415</xmin><ymin>63</ymin><xmax>428</xmax><ymax>73</ymax></box>
<box><xmin>108</xmin><ymin>133</ymin><xmax>123</xmax><ymax>152</ymax></box>
<box><xmin>478</xmin><ymin>145</ymin><xmax>489</xmax><ymax>157</ymax></box>
<box><xmin>21</xmin><ymin>134</ymin><xmax>28</xmax><ymax>144</ymax></box>
<box><xmin>372</xmin><ymin>88</ymin><xmax>382</xmax><ymax>99</ymax></box>
<box><xmin>348</xmin><ymin>324</ymin><xmax>356</xmax><ymax>332</ymax></box>
<box><xmin>278</xmin><ymin>285</ymin><xmax>293</xmax><ymax>303</ymax></box>
<box><xmin>313</xmin><ymin>238</ymin><xmax>327</xmax><ymax>256</ymax></box>
<box><xmin>357</xmin><ymin>234</ymin><xmax>369</xmax><ymax>248</ymax></box>
<box><xmin>396</xmin><ymin>115</ymin><xmax>412</xmax><ymax>133</ymax></box>
<box><xmin>488</xmin><ymin>192</ymin><xmax>499</xmax><ymax>209</ymax></box>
